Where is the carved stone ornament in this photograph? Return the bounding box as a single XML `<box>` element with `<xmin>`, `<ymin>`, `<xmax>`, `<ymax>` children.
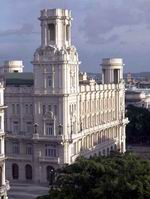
<box><xmin>44</xmin><ymin>111</ymin><xmax>55</xmax><ymax>120</ymax></box>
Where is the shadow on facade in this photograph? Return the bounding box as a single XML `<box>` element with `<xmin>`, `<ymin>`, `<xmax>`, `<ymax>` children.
<box><xmin>71</xmin><ymin>135</ymin><xmax>125</xmax><ymax>163</ymax></box>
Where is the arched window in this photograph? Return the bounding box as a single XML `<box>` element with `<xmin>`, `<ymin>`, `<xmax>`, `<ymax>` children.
<box><xmin>48</xmin><ymin>24</ymin><xmax>55</xmax><ymax>41</ymax></box>
<box><xmin>0</xmin><ymin>167</ymin><xmax>2</xmax><ymax>186</ymax></box>
<box><xmin>114</xmin><ymin>144</ymin><xmax>117</xmax><ymax>151</ymax></box>
<box><xmin>66</xmin><ymin>25</ymin><xmax>70</xmax><ymax>41</ymax></box>
<box><xmin>107</xmin><ymin>148</ymin><xmax>110</xmax><ymax>155</ymax></box>
<box><xmin>25</xmin><ymin>164</ymin><xmax>32</xmax><ymax>180</ymax></box>
<box><xmin>47</xmin><ymin>166</ymin><xmax>55</xmax><ymax>184</ymax></box>
<box><xmin>12</xmin><ymin>163</ymin><xmax>19</xmax><ymax>179</ymax></box>
<box><xmin>102</xmin><ymin>149</ymin><xmax>106</xmax><ymax>156</ymax></box>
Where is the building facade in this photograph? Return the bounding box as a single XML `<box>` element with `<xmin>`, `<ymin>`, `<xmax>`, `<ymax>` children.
<box><xmin>3</xmin><ymin>8</ymin><xmax>128</xmax><ymax>184</ymax></box>
<box><xmin>0</xmin><ymin>78</ymin><xmax>9</xmax><ymax>198</ymax></box>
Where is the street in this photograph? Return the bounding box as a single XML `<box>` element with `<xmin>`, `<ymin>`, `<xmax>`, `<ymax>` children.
<box><xmin>8</xmin><ymin>183</ymin><xmax>49</xmax><ymax>199</ymax></box>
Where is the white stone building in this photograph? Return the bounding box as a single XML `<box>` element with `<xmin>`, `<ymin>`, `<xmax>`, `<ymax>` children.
<box><xmin>126</xmin><ymin>88</ymin><xmax>150</xmax><ymax>110</ymax></box>
<box><xmin>0</xmin><ymin>61</ymin><xmax>24</xmax><ymax>74</ymax></box>
<box><xmin>0</xmin><ymin>78</ymin><xmax>9</xmax><ymax>198</ymax></box>
<box><xmin>3</xmin><ymin>8</ymin><xmax>128</xmax><ymax>184</ymax></box>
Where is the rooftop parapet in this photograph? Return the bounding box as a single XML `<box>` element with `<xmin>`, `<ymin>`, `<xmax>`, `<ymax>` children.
<box><xmin>79</xmin><ymin>83</ymin><xmax>123</xmax><ymax>93</ymax></box>
<box><xmin>40</xmin><ymin>9</ymin><xmax>72</xmax><ymax>19</ymax></box>
<box><xmin>4</xmin><ymin>60</ymin><xmax>24</xmax><ymax>68</ymax></box>
<box><xmin>101</xmin><ymin>58</ymin><xmax>123</xmax><ymax>68</ymax></box>
<box><xmin>101</xmin><ymin>58</ymin><xmax>124</xmax><ymax>84</ymax></box>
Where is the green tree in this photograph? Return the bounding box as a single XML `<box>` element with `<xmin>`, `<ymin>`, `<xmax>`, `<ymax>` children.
<box><xmin>126</xmin><ymin>105</ymin><xmax>150</xmax><ymax>144</ymax></box>
<box><xmin>37</xmin><ymin>152</ymin><xmax>150</xmax><ymax>199</ymax></box>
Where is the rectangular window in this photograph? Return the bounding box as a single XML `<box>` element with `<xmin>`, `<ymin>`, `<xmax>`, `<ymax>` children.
<box><xmin>54</xmin><ymin>105</ymin><xmax>57</xmax><ymax>115</ymax></box>
<box><xmin>12</xmin><ymin>104</ymin><xmax>15</xmax><ymax>114</ymax></box>
<box><xmin>26</xmin><ymin>144</ymin><xmax>32</xmax><ymax>155</ymax></box>
<box><xmin>16</xmin><ymin>104</ymin><xmax>20</xmax><ymax>114</ymax></box>
<box><xmin>13</xmin><ymin>142</ymin><xmax>20</xmax><ymax>154</ymax></box>
<box><xmin>30</xmin><ymin>104</ymin><xmax>33</xmax><ymax>114</ymax></box>
<box><xmin>45</xmin><ymin>144</ymin><xmax>56</xmax><ymax>157</ymax></box>
<box><xmin>48</xmin><ymin>105</ymin><xmax>52</xmax><ymax>111</ymax></box>
<box><xmin>43</xmin><ymin>105</ymin><xmax>46</xmax><ymax>115</ymax></box>
<box><xmin>46</xmin><ymin>123</ymin><xmax>53</xmax><ymax>135</ymax></box>
<box><xmin>26</xmin><ymin>122</ymin><xmax>32</xmax><ymax>134</ymax></box>
<box><xmin>48</xmin><ymin>76</ymin><xmax>52</xmax><ymax>87</ymax></box>
<box><xmin>25</xmin><ymin>104</ymin><xmax>28</xmax><ymax>114</ymax></box>
<box><xmin>13</xmin><ymin>121</ymin><xmax>19</xmax><ymax>134</ymax></box>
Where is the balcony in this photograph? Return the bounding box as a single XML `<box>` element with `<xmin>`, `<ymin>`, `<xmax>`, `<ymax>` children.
<box><xmin>32</xmin><ymin>134</ymin><xmax>63</xmax><ymax>143</ymax></box>
<box><xmin>38</xmin><ymin>156</ymin><xmax>59</xmax><ymax>163</ymax></box>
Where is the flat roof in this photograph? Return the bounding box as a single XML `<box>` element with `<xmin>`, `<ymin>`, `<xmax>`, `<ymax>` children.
<box><xmin>5</xmin><ymin>72</ymin><xmax>34</xmax><ymax>86</ymax></box>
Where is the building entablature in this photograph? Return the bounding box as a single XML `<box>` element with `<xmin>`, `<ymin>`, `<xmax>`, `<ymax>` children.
<box><xmin>101</xmin><ymin>58</ymin><xmax>123</xmax><ymax>68</ymax></box>
<box><xmin>39</xmin><ymin>9</ymin><xmax>72</xmax><ymax>20</ymax></box>
<box><xmin>6</xmin><ymin>132</ymin><xmax>32</xmax><ymax>140</ymax></box>
<box><xmin>7</xmin><ymin>154</ymin><xmax>32</xmax><ymax>162</ymax></box>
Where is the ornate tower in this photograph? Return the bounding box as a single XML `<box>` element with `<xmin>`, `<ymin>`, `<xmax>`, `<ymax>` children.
<box><xmin>32</xmin><ymin>9</ymin><xmax>80</xmax><ymax>173</ymax></box>
<box><xmin>33</xmin><ymin>9</ymin><xmax>80</xmax><ymax>95</ymax></box>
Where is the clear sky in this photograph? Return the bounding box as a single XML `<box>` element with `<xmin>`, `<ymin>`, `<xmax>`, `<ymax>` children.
<box><xmin>0</xmin><ymin>0</ymin><xmax>150</xmax><ymax>73</ymax></box>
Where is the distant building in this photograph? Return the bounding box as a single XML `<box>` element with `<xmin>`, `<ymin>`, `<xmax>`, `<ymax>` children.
<box><xmin>126</xmin><ymin>88</ymin><xmax>150</xmax><ymax>110</ymax></box>
<box><xmin>137</xmin><ymin>81</ymin><xmax>150</xmax><ymax>89</ymax></box>
<box><xmin>3</xmin><ymin>8</ymin><xmax>128</xmax><ymax>184</ymax></box>
<box><xmin>0</xmin><ymin>60</ymin><xmax>24</xmax><ymax>74</ymax></box>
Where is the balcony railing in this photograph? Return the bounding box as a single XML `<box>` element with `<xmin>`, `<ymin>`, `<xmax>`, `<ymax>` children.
<box><xmin>32</xmin><ymin>134</ymin><xmax>63</xmax><ymax>143</ymax></box>
<box><xmin>38</xmin><ymin>156</ymin><xmax>59</xmax><ymax>163</ymax></box>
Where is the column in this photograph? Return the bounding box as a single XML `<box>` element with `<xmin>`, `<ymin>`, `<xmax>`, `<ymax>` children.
<box><xmin>52</xmin><ymin>66</ymin><xmax>55</xmax><ymax>94</ymax></box>
<box><xmin>44</xmin><ymin>67</ymin><xmax>47</xmax><ymax>94</ymax></box>
<box><xmin>20</xmin><ymin>96</ymin><xmax>24</xmax><ymax>132</ymax></box>
<box><xmin>41</xmin><ymin>22</ymin><xmax>47</xmax><ymax>47</ymax></box>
